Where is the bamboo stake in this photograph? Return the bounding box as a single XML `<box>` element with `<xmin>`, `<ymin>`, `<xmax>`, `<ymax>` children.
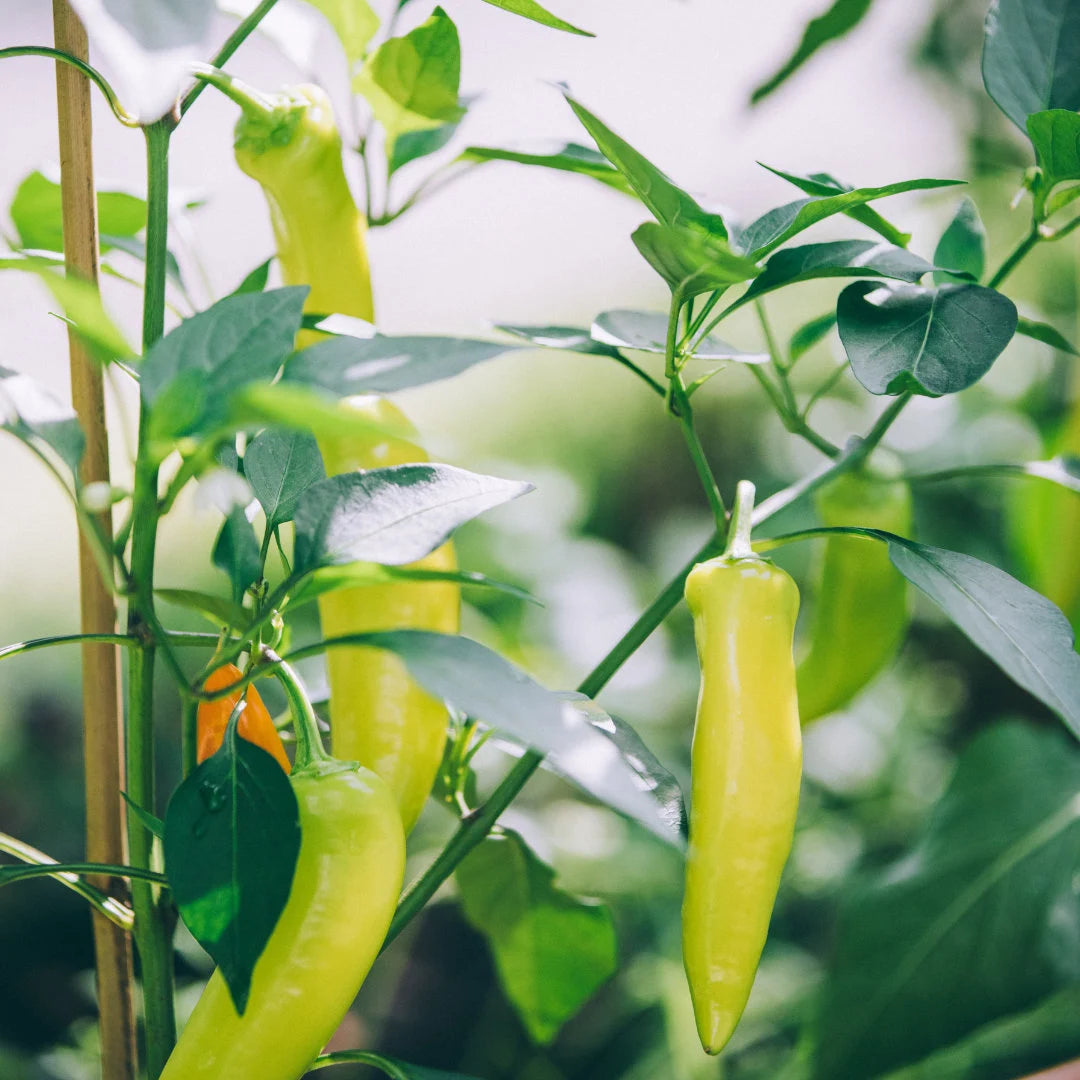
<box><xmin>51</xmin><ymin>4</ymin><xmax>137</xmax><ymax>1077</ymax></box>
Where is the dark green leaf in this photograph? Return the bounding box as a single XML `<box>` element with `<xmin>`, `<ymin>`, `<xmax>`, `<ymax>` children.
<box><xmin>460</xmin><ymin>143</ymin><xmax>630</xmax><ymax>193</ymax></box>
<box><xmin>982</xmin><ymin>0</ymin><xmax>1080</xmax><ymax>130</ymax></box>
<box><xmin>734</xmin><ymin>177</ymin><xmax>964</xmax><ymax>258</ymax></box>
<box><xmin>390</xmin><ymin>122</ymin><xmax>461</xmax><ymax>175</ymax></box>
<box><xmin>790</xmin><ymin>311</ymin><xmax>838</xmax><ymax>362</ymax></box>
<box><xmin>317</xmin><ymin>630</ymin><xmax>684</xmax><ymax>844</ymax></box>
<box><xmin>457</xmin><ymin>830</ymin><xmax>617</xmax><ymax>1043</ymax></box>
<box><xmin>1027</xmin><ymin>109</ymin><xmax>1080</xmax><ymax>192</ymax></box>
<box><xmin>750</xmin><ymin>0</ymin><xmax>875</xmax><ymax>105</ymax></box>
<box><xmin>155</xmin><ymin>588</ymin><xmax>250</xmax><ymax>629</ymax></box>
<box><xmin>0</xmin><ymin>364</ymin><xmax>85</xmax><ymax>475</ymax></box>
<box><xmin>10</xmin><ymin>170</ymin><xmax>146</xmax><ymax>253</ymax></box>
<box><xmin>227</xmin><ymin>258</ymin><xmax>272</xmax><ymax>298</ymax></box>
<box><xmin>934</xmin><ymin>197</ymin><xmax>987</xmax><ymax>284</ymax></box>
<box><xmin>121</xmin><ymin>791</ymin><xmax>164</xmax><ymax>839</ymax></box>
<box><xmin>244</xmin><ymin>430</ymin><xmax>325</xmax><ymax>528</ymax></box>
<box><xmin>885</xmin><ymin>537</ymin><xmax>1080</xmax><ymax>736</ymax></box>
<box><xmin>141</xmin><ymin>288</ymin><xmax>308</xmax><ymax>447</ymax></box>
<box><xmin>495</xmin><ymin>323</ymin><xmax>621</xmax><ymax>357</ymax></box>
<box><xmin>1016</xmin><ymin>315</ymin><xmax>1079</xmax><ymax>353</ymax></box>
<box><xmin>164</xmin><ymin>707</ymin><xmax>301</xmax><ymax>1014</ymax></box>
<box><xmin>632</xmin><ymin>222</ymin><xmax>761</xmax><ymax>298</ymax></box>
<box><xmin>213</xmin><ymin>507</ymin><xmax>263</xmax><ymax>596</ymax></box>
<box><xmin>740</xmin><ymin>240</ymin><xmax>940</xmax><ymax>308</ymax></box>
<box><xmin>565</xmin><ymin>96</ymin><xmax>730</xmax><ymax>235</ymax></box>
<box><xmin>479</xmin><ymin>0</ymin><xmax>592</xmax><ymax>36</ymax></box>
<box><xmin>591</xmin><ymin>309</ymin><xmax>767</xmax><ymax>363</ymax></box>
<box><xmin>759</xmin><ymin>164</ymin><xmax>911</xmax><ymax>246</ymax></box>
<box><xmin>285</xmin><ymin>335</ymin><xmax>518</xmax><ymax>395</ymax></box>
<box><xmin>837</xmin><ymin>282</ymin><xmax>1018</xmax><ymax>396</ymax></box>
<box><xmin>292</xmin><ymin>465</ymin><xmax>532</xmax><ymax>574</ymax></box>
<box><xmin>814</xmin><ymin>722</ymin><xmax>1080</xmax><ymax>1080</ymax></box>
<box><xmin>354</xmin><ymin>7</ymin><xmax>464</xmax><ymax>141</ymax></box>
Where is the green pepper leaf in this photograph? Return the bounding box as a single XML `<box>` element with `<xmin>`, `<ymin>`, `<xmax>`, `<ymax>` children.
<box><xmin>837</xmin><ymin>282</ymin><xmax>1017</xmax><ymax>396</ymax></box>
<box><xmin>226</xmin><ymin>258</ymin><xmax>272</xmax><ymax>298</ymax></box>
<box><xmin>164</xmin><ymin>704</ymin><xmax>301</xmax><ymax>1015</ymax></box>
<box><xmin>1016</xmin><ymin>315</ymin><xmax>1080</xmax><ymax>354</ymax></box>
<box><xmin>244</xmin><ymin>429</ymin><xmax>326</xmax><ymax>528</ymax></box>
<box><xmin>632</xmin><ymin>222</ymin><xmax>761</xmax><ymax>299</ymax></box>
<box><xmin>457</xmin><ymin>830</ymin><xmax>617</xmax><ymax>1044</ymax></box>
<box><xmin>460</xmin><ymin>142</ymin><xmax>630</xmax><ymax>194</ymax></box>
<box><xmin>749</xmin><ymin>0</ymin><xmax>875</xmax><ymax>105</ymax></box>
<box><xmin>478</xmin><ymin>0</ymin><xmax>592</xmax><ymax>37</ymax></box>
<box><xmin>789</xmin><ymin>311</ymin><xmax>838</xmax><ymax>362</ymax></box>
<box><xmin>300</xmin><ymin>0</ymin><xmax>380</xmax><ymax>68</ymax></box>
<box><xmin>292</xmin><ymin>464</ymin><xmax>532</xmax><ymax>574</ymax></box>
<box><xmin>814</xmin><ymin>721</ymin><xmax>1080</xmax><ymax>1080</ymax></box>
<box><xmin>213</xmin><ymin>507</ymin><xmax>262</xmax><ymax>597</ymax></box>
<box><xmin>389</xmin><ymin>122</ymin><xmax>462</xmax><ymax>175</ymax></box>
<box><xmin>933</xmin><ymin>197</ymin><xmax>987</xmax><ymax>284</ymax></box>
<box><xmin>155</xmin><ymin>588</ymin><xmax>250</xmax><ymax>630</ymax></box>
<box><xmin>591</xmin><ymin>309</ymin><xmax>767</xmax><ymax>363</ymax></box>
<box><xmin>982</xmin><ymin>0</ymin><xmax>1080</xmax><ymax>131</ymax></box>
<box><xmin>0</xmin><ymin>364</ymin><xmax>85</xmax><ymax>477</ymax></box>
<box><xmin>494</xmin><ymin>323</ymin><xmax>622</xmax><ymax>357</ymax></box>
<box><xmin>1027</xmin><ymin>109</ymin><xmax>1080</xmax><ymax>194</ymax></box>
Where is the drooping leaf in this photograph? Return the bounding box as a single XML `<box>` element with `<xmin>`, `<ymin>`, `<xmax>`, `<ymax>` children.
<box><xmin>814</xmin><ymin>722</ymin><xmax>1080</xmax><ymax>1080</ymax></box>
<box><xmin>0</xmin><ymin>364</ymin><xmax>85</xmax><ymax>476</ymax></box>
<box><xmin>750</xmin><ymin>0</ymin><xmax>875</xmax><ymax>105</ymax></box>
<box><xmin>284</xmin><ymin>335</ymin><xmax>519</xmax><ymax>395</ymax></box>
<box><xmin>884</xmin><ymin>537</ymin><xmax>1080</xmax><ymax>737</ymax></box>
<box><xmin>1016</xmin><ymin>315</ymin><xmax>1079</xmax><ymax>353</ymax></box>
<box><xmin>456</xmin><ymin>830</ymin><xmax>617</xmax><ymax>1043</ymax></box>
<box><xmin>565</xmin><ymin>96</ymin><xmax>730</xmax><ymax>235</ymax></box>
<box><xmin>478</xmin><ymin>0</ymin><xmax>592</xmax><ymax>36</ymax></box>
<box><xmin>790</xmin><ymin>311</ymin><xmax>838</xmax><ymax>362</ymax></box>
<box><xmin>1027</xmin><ymin>109</ymin><xmax>1080</xmax><ymax>191</ymax></box>
<box><xmin>982</xmin><ymin>0</ymin><xmax>1080</xmax><ymax>130</ymax></box>
<box><xmin>163</xmin><ymin>707</ymin><xmax>301</xmax><ymax>1014</ymax></box>
<box><xmin>837</xmin><ymin>282</ymin><xmax>1017</xmax><ymax>396</ymax></box>
<box><xmin>460</xmin><ymin>143</ymin><xmax>631</xmax><ymax>193</ymax></box>
<box><xmin>310</xmin><ymin>630</ymin><xmax>686</xmax><ymax>844</ymax></box>
<box><xmin>9</xmin><ymin>170</ymin><xmax>146</xmax><ymax>253</ymax></box>
<box><xmin>141</xmin><ymin>288</ymin><xmax>307</xmax><ymax>449</ymax></box>
<box><xmin>738</xmin><ymin>240</ymin><xmax>940</xmax><ymax>309</ymax></box>
<box><xmin>354</xmin><ymin>7</ymin><xmax>465</xmax><ymax>143</ymax></box>
<box><xmin>291</xmin><ymin>465</ymin><xmax>532</xmax><ymax>574</ymax></box>
<box><xmin>213</xmin><ymin>507</ymin><xmax>263</xmax><ymax>596</ymax></box>
<box><xmin>590</xmin><ymin>309</ymin><xmax>767</xmax><ymax>363</ymax></box>
<box><xmin>300</xmin><ymin>0</ymin><xmax>380</xmax><ymax>67</ymax></box>
<box><xmin>244</xmin><ymin>429</ymin><xmax>326</xmax><ymax>528</ymax></box>
<box><xmin>632</xmin><ymin>222</ymin><xmax>760</xmax><ymax>299</ymax></box>
<box><xmin>759</xmin><ymin>164</ymin><xmax>911</xmax><ymax>246</ymax></box>
<box><xmin>933</xmin><ymin>197</ymin><xmax>987</xmax><ymax>284</ymax></box>
<box><xmin>733</xmin><ymin>177</ymin><xmax>964</xmax><ymax>258</ymax></box>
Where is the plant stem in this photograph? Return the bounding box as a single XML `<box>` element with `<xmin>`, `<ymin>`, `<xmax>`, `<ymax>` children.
<box><xmin>722</xmin><ymin>480</ymin><xmax>756</xmax><ymax>559</ymax></box>
<box><xmin>673</xmin><ymin>382</ymin><xmax>727</xmax><ymax>526</ymax></box>
<box><xmin>126</xmin><ymin>117</ymin><xmax>176</xmax><ymax>1079</ymax></box>
<box><xmin>266</xmin><ymin>653</ymin><xmax>329</xmax><ymax>770</ymax></box>
<box><xmin>988</xmin><ymin>225</ymin><xmax>1040</xmax><ymax>289</ymax></box>
<box><xmin>381</xmin><ymin>530</ymin><xmax>723</xmax><ymax>949</ymax></box>
<box><xmin>0</xmin><ymin>862</ymin><xmax>169</xmax><ymax>889</ymax></box>
<box><xmin>179</xmin><ymin>0</ymin><xmax>281</xmax><ymax>116</ymax></box>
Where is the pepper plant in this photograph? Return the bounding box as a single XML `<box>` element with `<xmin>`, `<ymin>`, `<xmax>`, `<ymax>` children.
<box><xmin>1</xmin><ymin>0</ymin><xmax>1080</xmax><ymax>1078</ymax></box>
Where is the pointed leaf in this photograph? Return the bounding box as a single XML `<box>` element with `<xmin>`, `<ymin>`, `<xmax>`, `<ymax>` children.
<box><xmin>790</xmin><ymin>312</ymin><xmax>838</xmax><ymax>362</ymax></box>
<box><xmin>292</xmin><ymin>465</ymin><xmax>532</xmax><ymax>574</ymax></box>
<box><xmin>934</xmin><ymin>197</ymin><xmax>987</xmax><ymax>284</ymax></box>
<box><xmin>982</xmin><ymin>0</ymin><xmax>1080</xmax><ymax>130</ymax></box>
<box><xmin>244</xmin><ymin>429</ymin><xmax>325</xmax><ymax>528</ymax></box>
<box><xmin>1027</xmin><ymin>108</ymin><xmax>1080</xmax><ymax>189</ymax></box>
<box><xmin>1016</xmin><ymin>315</ymin><xmax>1079</xmax><ymax>353</ymax></box>
<box><xmin>495</xmin><ymin>324</ymin><xmax>621</xmax><ymax>357</ymax></box>
<box><xmin>461</xmin><ymin>142</ymin><xmax>630</xmax><ymax>193</ymax></box>
<box><xmin>155</xmin><ymin>588</ymin><xmax>249</xmax><ymax>629</ymax></box>
<box><xmin>632</xmin><ymin>222</ymin><xmax>761</xmax><ymax>299</ymax></box>
<box><xmin>457</xmin><ymin>830</ymin><xmax>617</xmax><ymax>1043</ymax></box>
<box><xmin>591</xmin><ymin>309</ymin><xmax>766</xmax><ymax>362</ymax></box>
<box><xmin>814</xmin><ymin>722</ymin><xmax>1080</xmax><ymax>1080</ymax></box>
<box><xmin>390</xmin><ymin>122</ymin><xmax>461</xmax><ymax>175</ymax></box>
<box><xmin>213</xmin><ymin>507</ymin><xmax>263</xmax><ymax>595</ymax></box>
<box><xmin>301</xmin><ymin>0</ymin><xmax>379</xmax><ymax>67</ymax></box>
<box><xmin>164</xmin><ymin>707</ymin><xmax>301</xmax><ymax>1014</ymax></box>
<box><xmin>837</xmin><ymin>282</ymin><xmax>1017</xmax><ymax>396</ymax></box>
<box><xmin>479</xmin><ymin>0</ymin><xmax>592</xmax><ymax>36</ymax></box>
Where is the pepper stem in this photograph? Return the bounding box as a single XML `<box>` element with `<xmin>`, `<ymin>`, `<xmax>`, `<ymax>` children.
<box><xmin>722</xmin><ymin>480</ymin><xmax>757</xmax><ymax>560</ymax></box>
<box><xmin>187</xmin><ymin>62</ymin><xmax>276</xmax><ymax>117</ymax></box>
<box><xmin>264</xmin><ymin>651</ymin><xmax>329</xmax><ymax>771</ymax></box>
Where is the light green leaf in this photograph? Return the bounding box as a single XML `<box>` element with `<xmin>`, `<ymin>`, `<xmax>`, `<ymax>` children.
<box><xmin>301</xmin><ymin>0</ymin><xmax>379</xmax><ymax>67</ymax></box>
<box><xmin>478</xmin><ymin>0</ymin><xmax>592</xmax><ymax>36</ymax></box>
<box><xmin>1016</xmin><ymin>315</ymin><xmax>1079</xmax><ymax>354</ymax></box>
<box><xmin>460</xmin><ymin>142</ymin><xmax>631</xmax><ymax>193</ymax></box>
<box><xmin>1027</xmin><ymin>109</ymin><xmax>1080</xmax><ymax>191</ymax></box>
<box><xmin>632</xmin><ymin>222</ymin><xmax>760</xmax><ymax>299</ymax></box>
<box><xmin>934</xmin><ymin>197</ymin><xmax>987</xmax><ymax>284</ymax></box>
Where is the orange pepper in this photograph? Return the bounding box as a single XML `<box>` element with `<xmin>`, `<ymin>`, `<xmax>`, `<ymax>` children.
<box><xmin>197</xmin><ymin>664</ymin><xmax>291</xmax><ymax>773</ymax></box>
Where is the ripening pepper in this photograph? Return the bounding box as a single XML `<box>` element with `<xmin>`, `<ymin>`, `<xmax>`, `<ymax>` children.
<box><xmin>796</xmin><ymin>459</ymin><xmax>913</xmax><ymax>723</ymax></box>
<box><xmin>160</xmin><ymin>665</ymin><xmax>405</xmax><ymax>1080</ymax></box>
<box><xmin>682</xmin><ymin>482</ymin><xmax>802</xmax><ymax>1054</ymax></box>
<box><xmin>220</xmin><ymin>74</ymin><xmax>461</xmax><ymax>831</ymax></box>
<box><xmin>197</xmin><ymin>663</ymin><xmax>291</xmax><ymax>772</ymax></box>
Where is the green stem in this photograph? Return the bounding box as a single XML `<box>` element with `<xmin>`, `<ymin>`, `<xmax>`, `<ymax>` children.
<box><xmin>673</xmin><ymin>381</ymin><xmax>727</xmax><ymax>526</ymax></box>
<box><xmin>381</xmin><ymin>530</ymin><xmax>723</xmax><ymax>949</ymax></box>
<box><xmin>722</xmin><ymin>480</ymin><xmax>756</xmax><ymax>558</ymax></box>
<box><xmin>185</xmin><ymin>64</ymin><xmax>276</xmax><ymax>117</ymax></box>
<box><xmin>988</xmin><ymin>225</ymin><xmax>1040</xmax><ymax>289</ymax></box>
<box><xmin>0</xmin><ymin>862</ymin><xmax>169</xmax><ymax>889</ymax></box>
<box><xmin>265</xmin><ymin>653</ymin><xmax>328</xmax><ymax>770</ymax></box>
<box><xmin>127</xmin><ymin>118</ymin><xmax>176</xmax><ymax>1079</ymax></box>
<box><xmin>181</xmin><ymin>699</ymin><xmax>198</xmax><ymax>778</ymax></box>
<box><xmin>0</xmin><ymin>46</ymin><xmax>137</xmax><ymax>126</ymax></box>
<box><xmin>179</xmin><ymin>0</ymin><xmax>281</xmax><ymax>117</ymax></box>
<box><xmin>0</xmin><ymin>632</ymin><xmax>134</xmax><ymax>661</ymax></box>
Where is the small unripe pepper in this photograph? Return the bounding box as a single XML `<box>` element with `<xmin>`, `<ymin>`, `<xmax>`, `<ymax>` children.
<box><xmin>197</xmin><ymin>663</ymin><xmax>291</xmax><ymax>772</ymax></box>
<box><xmin>160</xmin><ymin>664</ymin><xmax>405</xmax><ymax>1080</ymax></box>
<box><xmin>682</xmin><ymin>482</ymin><xmax>802</xmax><ymax>1054</ymax></box>
<box><xmin>796</xmin><ymin>458</ymin><xmax>912</xmax><ymax>723</ymax></box>
<box><xmin>210</xmin><ymin>71</ymin><xmax>461</xmax><ymax>831</ymax></box>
